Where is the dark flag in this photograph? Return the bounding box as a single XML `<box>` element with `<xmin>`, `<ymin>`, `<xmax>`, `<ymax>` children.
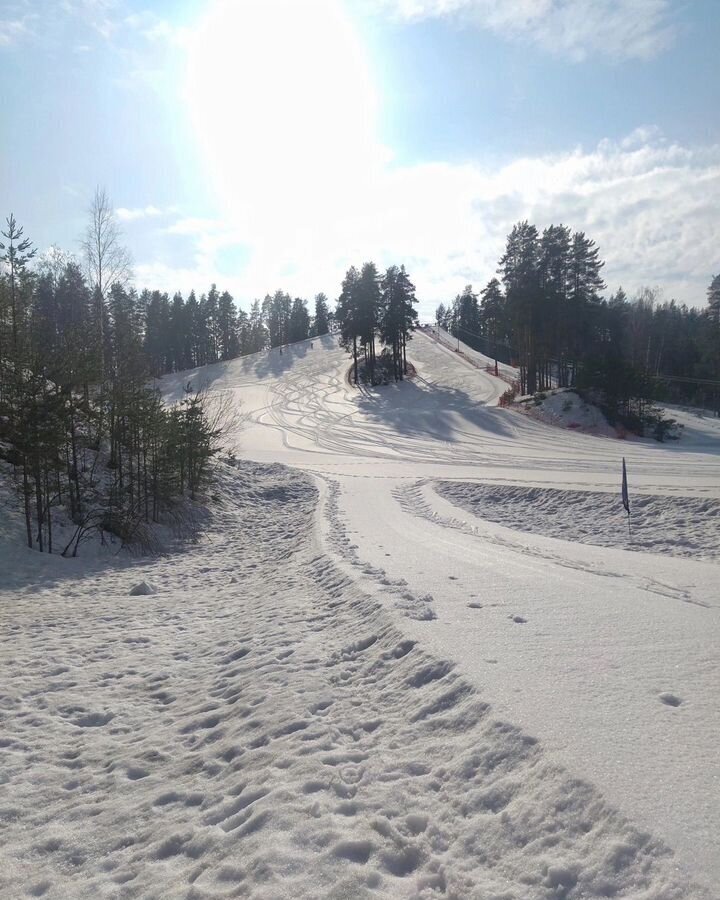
<box><xmin>621</xmin><ymin>457</ymin><xmax>630</xmax><ymax>515</ymax></box>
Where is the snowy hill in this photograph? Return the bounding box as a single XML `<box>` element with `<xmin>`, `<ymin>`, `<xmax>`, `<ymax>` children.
<box><xmin>2</xmin><ymin>329</ymin><xmax>719</xmax><ymax>897</ymax></box>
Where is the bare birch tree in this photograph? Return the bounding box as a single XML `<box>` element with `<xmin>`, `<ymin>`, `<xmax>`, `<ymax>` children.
<box><xmin>82</xmin><ymin>187</ymin><xmax>132</xmax><ymax>299</ymax></box>
<box><xmin>81</xmin><ymin>186</ymin><xmax>133</xmax><ymax>376</ymax></box>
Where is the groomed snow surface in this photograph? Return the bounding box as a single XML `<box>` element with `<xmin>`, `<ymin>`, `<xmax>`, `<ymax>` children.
<box><xmin>1</xmin><ymin>330</ymin><xmax>719</xmax><ymax>899</ymax></box>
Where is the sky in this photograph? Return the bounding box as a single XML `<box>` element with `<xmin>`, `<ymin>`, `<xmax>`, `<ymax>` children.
<box><xmin>1</xmin><ymin>0</ymin><xmax>719</xmax><ymax>318</ymax></box>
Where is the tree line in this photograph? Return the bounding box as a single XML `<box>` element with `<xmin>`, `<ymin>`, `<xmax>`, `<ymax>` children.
<box><xmin>0</xmin><ymin>189</ymin><xmax>337</xmax><ymax>554</ymax></box>
<box><xmin>436</xmin><ymin>221</ymin><xmax>720</xmax><ymax>425</ymax></box>
<box><xmin>0</xmin><ymin>202</ymin><xmax>226</xmax><ymax>555</ymax></box>
<box><xmin>144</xmin><ymin>288</ymin><xmax>332</xmax><ymax>376</ymax></box>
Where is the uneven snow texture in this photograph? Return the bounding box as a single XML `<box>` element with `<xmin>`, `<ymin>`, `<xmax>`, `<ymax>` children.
<box><xmin>434</xmin><ymin>481</ymin><xmax>720</xmax><ymax>561</ymax></box>
<box><xmin>0</xmin><ymin>462</ymin><xmax>708</xmax><ymax>899</ymax></box>
<box><xmin>515</xmin><ymin>390</ymin><xmax>618</xmax><ymax>437</ymax></box>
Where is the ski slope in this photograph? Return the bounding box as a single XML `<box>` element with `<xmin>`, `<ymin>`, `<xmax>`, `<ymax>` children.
<box><xmin>164</xmin><ymin>330</ymin><xmax>720</xmax><ymax>887</ymax></box>
<box><xmin>1</xmin><ymin>329</ymin><xmax>718</xmax><ymax>898</ymax></box>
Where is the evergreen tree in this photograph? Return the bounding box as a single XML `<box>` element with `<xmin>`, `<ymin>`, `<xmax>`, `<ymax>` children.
<box><xmin>379</xmin><ymin>264</ymin><xmax>418</xmax><ymax>379</ymax></box>
<box><xmin>452</xmin><ymin>285</ymin><xmax>480</xmax><ymax>346</ymax></box>
<box><xmin>236</xmin><ymin>307</ymin><xmax>250</xmax><ymax>354</ymax></box>
<box><xmin>357</xmin><ymin>262</ymin><xmax>381</xmax><ymax>380</ymax></box>
<box><xmin>499</xmin><ymin>221</ymin><xmax>541</xmax><ymax>393</ymax></box>
<box><xmin>144</xmin><ymin>290</ymin><xmax>171</xmax><ymax>376</ymax></box>
<box><xmin>185</xmin><ymin>290</ymin><xmax>201</xmax><ymax>367</ymax></box>
<box><xmin>336</xmin><ymin>266</ymin><xmax>362</xmax><ymax>384</ymax></box>
<box><xmin>313</xmin><ymin>293</ymin><xmax>330</xmax><ymax>336</ymax></box>
<box><xmin>168</xmin><ymin>292</ymin><xmax>187</xmax><ymax>372</ymax></box>
<box><xmin>247</xmin><ymin>299</ymin><xmax>268</xmax><ymax>353</ymax></box>
<box><xmin>0</xmin><ymin>213</ymin><xmax>36</xmax><ymax>356</ymax></box>
<box><xmin>288</xmin><ymin>297</ymin><xmax>311</xmax><ymax>343</ymax></box>
<box><xmin>217</xmin><ymin>290</ymin><xmax>240</xmax><ymax>360</ymax></box>
<box><xmin>707</xmin><ymin>274</ymin><xmax>720</xmax><ymax>324</ymax></box>
<box><xmin>479</xmin><ymin>278</ymin><xmax>505</xmax><ymax>373</ymax></box>
<box><xmin>263</xmin><ymin>290</ymin><xmax>292</xmax><ymax>348</ymax></box>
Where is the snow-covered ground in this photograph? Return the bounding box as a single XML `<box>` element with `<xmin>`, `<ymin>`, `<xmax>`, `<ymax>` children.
<box><xmin>2</xmin><ymin>330</ymin><xmax>719</xmax><ymax>898</ymax></box>
<box><xmin>434</xmin><ymin>480</ymin><xmax>720</xmax><ymax>559</ymax></box>
<box><xmin>514</xmin><ymin>389</ymin><xmax>619</xmax><ymax>437</ymax></box>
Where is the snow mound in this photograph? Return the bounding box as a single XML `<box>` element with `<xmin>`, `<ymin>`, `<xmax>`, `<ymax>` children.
<box><xmin>434</xmin><ymin>481</ymin><xmax>720</xmax><ymax>560</ymax></box>
<box><xmin>517</xmin><ymin>389</ymin><xmax>618</xmax><ymax>437</ymax></box>
<box><xmin>128</xmin><ymin>580</ymin><xmax>156</xmax><ymax>596</ymax></box>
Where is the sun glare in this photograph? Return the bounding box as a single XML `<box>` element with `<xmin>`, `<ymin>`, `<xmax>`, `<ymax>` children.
<box><xmin>185</xmin><ymin>0</ymin><xmax>379</xmax><ymax>232</ymax></box>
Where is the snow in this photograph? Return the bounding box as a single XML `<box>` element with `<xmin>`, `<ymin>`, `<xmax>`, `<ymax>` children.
<box><xmin>515</xmin><ymin>389</ymin><xmax>619</xmax><ymax>437</ymax></box>
<box><xmin>1</xmin><ymin>330</ymin><xmax>719</xmax><ymax>898</ymax></box>
<box><xmin>434</xmin><ymin>481</ymin><xmax>720</xmax><ymax>560</ymax></box>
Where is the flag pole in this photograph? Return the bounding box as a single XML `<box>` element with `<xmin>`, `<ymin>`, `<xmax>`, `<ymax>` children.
<box><xmin>622</xmin><ymin>457</ymin><xmax>631</xmax><ymax>540</ymax></box>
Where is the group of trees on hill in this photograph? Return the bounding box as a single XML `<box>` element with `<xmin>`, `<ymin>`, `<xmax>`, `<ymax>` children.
<box><xmin>0</xmin><ymin>208</ymin><xmax>227</xmax><ymax>555</ymax></box>
<box><xmin>335</xmin><ymin>262</ymin><xmax>418</xmax><ymax>384</ymax></box>
<box><xmin>144</xmin><ymin>289</ymin><xmax>331</xmax><ymax>376</ymax></box>
<box><xmin>0</xmin><ymin>190</ymin><xmax>337</xmax><ymax>554</ymax></box>
<box><xmin>436</xmin><ymin>222</ymin><xmax>720</xmax><ymax>421</ymax></box>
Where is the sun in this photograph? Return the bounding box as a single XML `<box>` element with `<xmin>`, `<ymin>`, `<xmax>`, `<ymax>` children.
<box><xmin>184</xmin><ymin>0</ymin><xmax>379</xmax><ymax>227</ymax></box>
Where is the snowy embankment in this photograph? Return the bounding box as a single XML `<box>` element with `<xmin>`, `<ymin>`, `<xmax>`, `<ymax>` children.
<box><xmin>434</xmin><ymin>481</ymin><xmax>720</xmax><ymax>560</ymax></box>
<box><xmin>0</xmin><ymin>460</ymin><xmax>708</xmax><ymax>899</ymax></box>
<box><xmin>514</xmin><ymin>389</ymin><xmax>619</xmax><ymax>437</ymax></box>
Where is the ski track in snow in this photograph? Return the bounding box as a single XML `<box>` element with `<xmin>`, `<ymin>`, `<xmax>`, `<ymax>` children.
<box><xmin>395</xmin><ymin>480</ymin><xmax>711</xmax><ymax>607</ymax></box>
<box><xmin>3</xmin><ymin>331</ymin><xmax>719</xmax><ymax>898</ymax></box>
<box><xmin>0</xmin><ymin>463</ymin><xmax>710</xmax><ymax>899</ymax></box>
<box><xmin>434</xmin><ymin>481</ymin><xmax>720</xmax><ymax>561</ymax></box>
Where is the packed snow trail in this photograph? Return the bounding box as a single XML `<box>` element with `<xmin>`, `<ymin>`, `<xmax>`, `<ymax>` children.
<box><xmin>1</xmin><ymin>462</ymin><xmax>707</xmax><ymax>899</ymax></box>
<box><xmin>159</xmin><ymin>330</ymin><xmax>720</xmax><ymax>892</ymax></box>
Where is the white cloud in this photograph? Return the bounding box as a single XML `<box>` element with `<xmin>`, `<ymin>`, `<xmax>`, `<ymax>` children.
<box><xmin>0</xmin><ymin>15</ymin><xmax>36</xmax><ymax>46</ymax></box>
<box><xmin>123</xmin><ymin>10</ymin><xmax>189</xmax><ymax>46</ymax></box>
<box><xmin>372</xmin><ymin>0</ymin><xmax>676</xmax><ymax>61</ymax></box>
<box><xmin>116</xmin><ymin>205</ymin><xmax>165</xmax><ymax>222</ymax></box>
<box><xmin>133</xmin><ymin>130</ymin><xmax>719</xmax><ymax>317</ymax></box>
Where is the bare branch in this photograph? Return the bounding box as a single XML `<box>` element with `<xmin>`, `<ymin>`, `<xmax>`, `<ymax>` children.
<box><xmin>81</xmin><ymin>186</ymin><xmax>133</xmax><ymax>299</ymax></box>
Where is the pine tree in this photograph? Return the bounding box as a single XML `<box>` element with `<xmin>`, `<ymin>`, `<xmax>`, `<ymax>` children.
<box><xmin>313</xmin><ymin>293</ymin><xmax>330</xmax><ymax>336</ymax></box>
<box><xmin>248</xmin><ymin>299</ymin><xmax>268</xmax><ymax>352</ymax></box>
<box><xmin>0</xmin><ymin>213</ymin><xmax>36</xmax><ymax>356</ymax></box>
<box><xmin>357</xmin><ymin>262</ymin><xmax>381</xmax><ymax>381</ymax></box>
<box><xmin>185</xmin><ymin>290</ymin><xmax>201</xmax><ymax>367</ymax></box>
<box><xmin>480</xmin><ymin>278</ymin><xmax>505</xmax><ymax>374</ymax></box>
<box><xmin>707</xmin><ymin>275</ymin><xmax>720</xmax><ymax>325</ymax></box>
<box><xmin>217</xmin><ymin>290</ymin><xmax>240</xmax><ymax>360</ymax></box>
<box><xmin>169</xmin><ymin>292</ymin><xmax>186</xmax><ymax>371</ymax></box>
<box><xmin>144</xmin><ymin>290</ymin><xmax>171</xmax><ymax>376</ymax></box>
<box><xmin>288</xmin><ymin>297</ymin><xmax>311</xmax><ymax>343</ymax></box>
<box><xmin>336</xmin><ymin>266</ymin><xmax>361</xmax><ymax>383</ymax></box>
<box><xmin>236</xmin><ymin>307</ymin><xmax>250</xmax><ymax>354</ymax></box>
<box><xmin>499</xmin><ymin>221</ymin><xmax>541</xmax><ymax>393</ymax></box>
<box><xmin>395</xmin><ymin>265</ymin><xmax>418</xmax><ymax>376</ymax></box>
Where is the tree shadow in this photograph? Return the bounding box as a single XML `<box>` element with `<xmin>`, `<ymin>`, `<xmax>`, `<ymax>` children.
<box><xmin>249</xmin><ymin>340</ymin><xmax>310</xmax><ymax>380</ymax></box>
<box><xmin>356</xmin><ymin>375</ymin><xmax>514</xmax><ymax>443</ymax></box>
<box><xmin>160</xmin><ymin>337</ymin><xmax>323</xmax><ymax>401</ymax></box>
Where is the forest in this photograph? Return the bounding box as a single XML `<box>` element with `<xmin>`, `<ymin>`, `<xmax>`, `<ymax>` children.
<box><xmin>436</xmin><ymin>222</ymin><xmax>720</xmax><ymax>428</ymax></box>
<box><xmin>0</xmin><ymin>201</ymin><xmax>230</xmax><ymax>556</ymax></box>
<box><xmin>0</xmin><ymin>192</ymin><xmax>337</xmax><ymax>556</ymax></box>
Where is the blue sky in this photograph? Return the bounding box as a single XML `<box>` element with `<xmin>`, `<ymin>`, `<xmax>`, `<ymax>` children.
<box><xmin>1</xmin><ymin>0</ymin><xmax>718</xmax><ymax>317</ymax></box>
